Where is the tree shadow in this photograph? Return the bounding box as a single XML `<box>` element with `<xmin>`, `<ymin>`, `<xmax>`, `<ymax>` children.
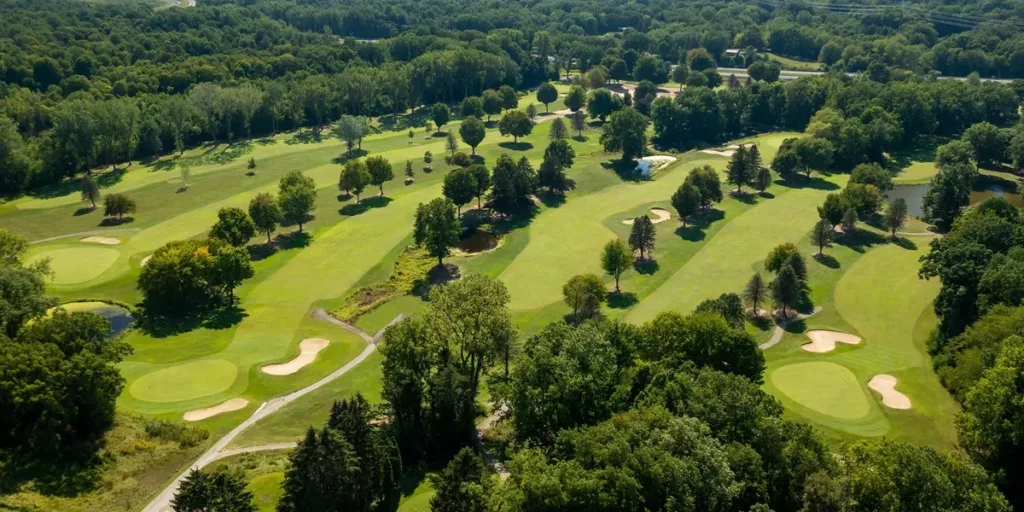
<box><xmin>340</xmin><ymin>196</ymin><xmax>393</xmax><ymax>216</ymax></box>
<box><xmin>247</xmin><ymin>243</ymin><xmax>279</xmax><ymax>262</ymax></box>
<box><xmin>498</xmin><ymin>141</ymin><xmax>534</xmax><ymax>151</ymax></box>
<box><xmin>73</xmin><ymin>207</ymin><xmax>96</xmax><ymax>216</ymax></box>
<box><xmin>891</xmin><ymin>236</ymin><xmax>918</xmax><ymax>250</ymax></box>
<box><xmin>331</xmin><ymin>149</ymin><xmax>368</xmax><ymax>164</ymax></box>
<box><xmin>412</xmin><ymin>263</ymin><xmax>461</xmax><ymax>298</ymax></box>
<box><xmin>0</xmin><ymin>444</ymin><xmax>108</xmax><ymax>497</ymax></box>
<box><xmin>748</xmin><ymin>313</ymin><xmax>773</xmax><ymax>332</ymax></box>
<box><xmin>782</xmin><ymin>317</ymin><xmax>807</xmax><ymax>334</ymax></box>
<box><xmin>813</xmin><ymin>252</ymin><xmax>840</xmax><ymax>268</ymax></box>
<box><xmin>255</xmin><ymin>137</ymin><xmax>278</xmax><ymax>147</ymax></box>
<box><xmin>836</xmin><ymin>228</ymin><xmax>887</xmax><ymax>253</ymax></box>
<box><xmin>149</xmin><ymin>157</ymin><xmax>178</xmax><ymax>172</ymax></box>
<box><xmin>634</xmin><ymin>259</ymin><xmax>659</xmax><ymax>275</ymax></box>
<box><xmin>572</xmin><ymin>135</ymin><xmax>589</xmax><ymax>143</ymax></box>
<box><xmin>758</xmin><ymin>191</ymin><xmax>775</xmax><ymax>199</ymax></box>
<box><xmin>887</xmin><ymin>138</ymin><xmax>940</xmax><ymax>171</ymax></box>
<box><xmin>601</xmin><ymin>159</ymin><xmax>644</xmax><ymax>182</ymax></box>
<box><xmin>135</xmin><ymin>305</ymin><xmax>247</xmax><ymax>338</ymax></box>
<box><xmin>674</xmin><ymin>208</ymin><xmax>724</xmax><ymax>241</ymax></box>
<box><xmin>607</xmin><ymin>291</ymin><xmax>639</xmax><ymax>309</ymax></box>
<box><xmin>731</xmin><ymin>191</ymin><xmax>758</xmax><ymax>205</ymax></box>
<box><xmin>778</xmin><ymin>175</ymin><xmax>840</xmax><ymax>191</ymax></box>
<box><xmin>537</xmin><ymin>191</ymin><xmax>567</xmax><ymax>208</ymax></box>
<box><xmin>275</xmin><ymin>231</ymin><xmax>312</xmax><ymax>249</ymax></box>
<box><xmin>99</xmin><ymin>216</ymin><xmax>134</xmax><ymax>226</ymax></box>
<box><xmin>337</xmin><ymin>192</ymin><xmax>353</xmax><ymax>202</ymax></box>
<box><xmin>285</xmin><ymin>130</ymin><xmax>323</xmax><ymax>145</ymax></box>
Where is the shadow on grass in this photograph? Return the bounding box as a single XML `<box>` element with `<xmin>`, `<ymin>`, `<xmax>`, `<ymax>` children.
<box><xmin>498</xmin><ymin>141</ymin><xmax>534</xmax><ymax>151</ymax></box>
<box><xmin>135</xmin><ymin>305</ymin><xmax>248</xmax><ymax>338</ymax></box>
<box><xmin>634</xmin><ymin>258</ymin><xmax>659</xmax><ymax>275</ymax></box>
<box><xmin>99</xmin><ymin>216</ymin><xmax>134</xmax><ymax>226</ymax></box>
<box><xmin>537</xmin><ymin>191</ymin><xmax>568</xmax><ymax>208</ymax></box>
<box><xmin>340</xmin><ymin>196</ymin><xmax>393</xmax><ymax>216</ymax></box>
<box><xmin>275</xmin><ymin>231</ymin><xmax>312</xmax><ymax>249</ymax></box>
<box><xmin>331</xmin><ymin>149</ymin><xmax>368</xmax><ymax>165</ymax></box>
<box><xmin>813</xmin><ymin>252</ymin><xmax>840</xmax><ymax>268</ymax></box>
<box><xmin>836</xmin><ymin>228</ymin><xmax>887</xmax><ymax>253</ymax></box>
<box><xmin>73</xmin><ymin>207</ymin><xmax>96</xmax><ymax>216</ymax></box>
<box><xmin>777</xmin><ymin>175</ymin><xmax>841</xmax><ymax>191</ymax></box>
<box><xmin>758</xmin><ymin>191</ymin><xmax>775</xmax><ymax>199</ymax></box>
<box><xmin>285</xmin><ymin>129</ymin><xmax>324</xmax><ymax>145</ymax></box>
<box><xmin>892</xmin><ymin>236</ymin><xmax>918</xmax><ymax>250</ymax></box>
<box><xmin>674</xmin><ymin>208</ymin><xmax>724</xmax><ymax>241</ymax></box>
<box><xmin>782</xmin><ymin>317</ymin><xmax>808</xmax><ymax>334</ymax></box>
<box><xmin>0</xmin><ymin>443</ymin><xmax>108</xmax><ymax>497</ymax></box>
<box><xmin>731</xmin><ymin>191</ymin><xmax>758</xmax><ymax>205</ymax></box>
<box><xmin>247</xmin><ymin>242</ymin><xmax>278</xmax><ymax>261</ymax></box>
<box><xmin>601</xmin><ymin>159</ymin><xmax>644</xmax><ymax>182</ymax></box>
<box><xmin>887</xmin><ymin>138</ymin><xmax>941</xmax><ymax>171</ymax></box>
<box><xmin>748</xmin><ymin>313</ymin><xmax>773</xmax><ymax>332</ymax></box>
<box><xmin>413</xmin><ymin>263</ymin><xmax>461</xmax><ymax>298</ymax></box>
<box><xmin>607</xmin><ymin>290</ymin><xmax>639</xmax><ymax>309</ymax></box>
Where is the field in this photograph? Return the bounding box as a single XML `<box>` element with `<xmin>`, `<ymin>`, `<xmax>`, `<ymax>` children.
<box><xmin>0</xmin><ymin>89</ymin><xmax>959</xmax><ymax>510</ymax></box>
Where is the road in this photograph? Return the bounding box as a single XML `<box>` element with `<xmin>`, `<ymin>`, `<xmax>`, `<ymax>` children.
<box><xmin>712</xmin><ymin>66</ymin><xmax>1013</xmax><ymax>84</ymax></box>
<box><xmin>141</xmin><ymin>311</ymin><xmax>404</xmax><ymax>512</ymax></box>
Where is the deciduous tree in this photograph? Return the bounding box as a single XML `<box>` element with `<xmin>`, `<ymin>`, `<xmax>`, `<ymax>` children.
<box><xmin>248</xmin><ymin>192</ymin><xmax>282</xmax><ymax>244</ymax></box>
<box><xmin>443</xmin><ymin>168</ymin><xmax>476</xmax><ymax>216</ymax></box>
<box><xmin>366</xmin><ymin>156</ymin><xmax>394</xmax><ymax>197</ymax></box>
<box><xmin>340</xmin><ymin>160</ymin><xmax>371</xmax><ymax>203</ymax></box>
<box><xmin>744</xmin><ymin>272</ymin><xmax>766</xmax><ymax>317</ymax></box>
<box><xmin>278</xmin><ymin>170</ymin><xmax>317</xmax><ymax>232</ymax></box>
<box><xmin>413</xmin><ymin>198</ymin><xmax>460</xmax><ymax>265</ymax></box>
<box><xmin>671</xmin><ymin>182</ymin><xmax>701</xmax><ymax>227</ymax></box>
<box><xmin>459</xmin><ymin>117</ymin><xmax>485</xmax><ymax>155</ymax></box>
<box><xmin>209</xmin><ymin>207</ymin><xmax>256</xmax><ymax>247</ymax></box>
<box><xmin>601</xmin><ymin>238</ymin><xmax>634</xmax><ymax>292</ymax></box>
<box><xmin>536</xmin><ymin>82</ymin><xmax>558</xmax><ymax>113</ymax></box>
<box><xmin>600</xmin><ymin>106</ymin><xmax>649</xmax><ymax>162</ymax></box>
<box><xmin>628</xmin><ymin>215</ymin><xmax>656</xmax><ymax>259</ymax></box>
<box><xmin>498</xmin><ymin>110</ymin><xmax>533</xmax><ymax>143</ymax></box>
<box><xmin>563</xmin><ymin>274</ymin><xmax>606</xmax><ymax>322</ymax></box>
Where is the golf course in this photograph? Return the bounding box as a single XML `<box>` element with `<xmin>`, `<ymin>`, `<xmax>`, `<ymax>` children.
<box><xmin>3</xmin><ymin>90</ymin><xmax>962</xmax><ymax>510</ymax></box>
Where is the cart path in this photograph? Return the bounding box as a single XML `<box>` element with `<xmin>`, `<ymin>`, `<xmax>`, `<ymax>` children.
<box><xmin>759</xmin><ymin>306</ymin><xmax>823</xmax><ymax>350</ymax></box>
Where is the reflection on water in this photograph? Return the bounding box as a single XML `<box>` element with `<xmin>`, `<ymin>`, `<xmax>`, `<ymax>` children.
<box><xmin>458</xmin><ymin>229</ymin><xmax>499</xmax><ymax>253</ymax></box>
<box><xmin>885</xmin><ymin>174</ymin><xmax>1021</xmax><ymax>218</ymax></box>
<box><xmin>57</xmin><ymin>301</ymin><xmax>135</xmax><ymax>336</ymax></box>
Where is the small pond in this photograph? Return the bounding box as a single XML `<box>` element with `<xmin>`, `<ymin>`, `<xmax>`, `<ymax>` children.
<box><xmin>885</xmin><ymin>174</ymin><xmax>1021</xmax><ymax>218</ymax></box>
<box><xmin>56</xmin><ymin>301</ymin><xmax>135</xmax><ymax>337</ymax></box>
<box><xmin>458</xmin><ymin>229</ymin><xmax>499</xmax><ymax>253</ymax></box>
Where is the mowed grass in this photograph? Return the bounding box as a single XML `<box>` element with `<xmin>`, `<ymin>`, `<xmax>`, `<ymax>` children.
<box><xmin>771</xmin><ymin>362</ymin><xmax>871</xmax><ymax>419</ymax></box>
<box><xmin>766</xmin><ymin>52</ymin><xmax>822</xmax><ymax>71</ymax></box>
<box><xmin>27</xmin><ymin>244</ymin><xmax>121</xmax><ymax>284</ymax></box>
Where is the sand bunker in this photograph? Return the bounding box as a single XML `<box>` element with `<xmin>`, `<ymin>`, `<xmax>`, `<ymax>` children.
<box><xmin>868</xmin><ymin>374</ymin><xmax>911</xmax><ymax>409</ymax></box>
<box><xmin>81</xmin><ymin>236</ymin><xmax>121</xmax><ymax>245</ymax></box>
<box><xmin>801</xmin><ymin>330</ymin><xmax>862</xmax><ymax>353</ymax></box>
<box><xmin>701</xmin><ymin>142</ymin><xmax>756</xmax><ymax>158</ymax></box>
<box><xmin>261</xmin><ymin>338</ymin><xmax>330</xmax><ymax>376</ymax></box>
<box><xmin>623</xmin><ymin>208</ymin><xmax>672</xmax><ymax>225</ymax></box>
<box><xmin>183</xmin><ymin>398</ymin><xmax>249</xmax><ymax>422</ymax></box>
<box><xmin>141</xmin><ymin>255</ymin><xmax>152</xmax><ymax>267</ymax></box>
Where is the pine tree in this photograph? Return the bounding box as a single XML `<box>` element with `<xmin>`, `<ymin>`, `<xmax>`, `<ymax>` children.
<box><xmin>771</xmin><ymin>265</ymin><xmax>801</xmax><ymax>317</ymax></box>
<box><xmin>405</xmin><ymin>160</ymin><xmax>414</xmax><ymax>180</ymax></box>
<box><xmin>277</xmin><ymin>427</ymin><xmax>364</xmax><ymax>512</ymax></box>
<box><xmin>744</xmin><ymin>272</ymin><xmax>766</xmax><ymax>318</ymax></box>
<box><xmin>810</xmin><ymin>218</ymin><xmax>834</xmax><ymax>256</ymax></box>
<box><xmin>754</xmin><ymin>166</ymin><xmax>772</xmax><ymax>193</ymax></box>
<box><xmin>842</xmin><ymin>207</ymin><xmax>858</xmax><ymax>233</ymax></box>
<box><xmin>429</xmin><ymin>448</ymin><xmax>488</xmax><ymax>512</ymax></box>
<box><xmin>549</xmin><ymin>118</ymin><xmax>569</xmax><ymax>141</ymax></box>
<box><xmin>726</xmin><ymin>146</ymin><xmax>752</xmax><ymax>193</ymax></box>
<box><xmin>628</xmin><ymin>215</ymin><xmax>656</xmax><ymax>259</ymax></box>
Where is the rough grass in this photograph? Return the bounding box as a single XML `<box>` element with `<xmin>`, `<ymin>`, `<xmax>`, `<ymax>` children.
<box><xmin>331</xmin><ymin>245</ymin><xmax>434</xmax><ymax>322</ymax></box>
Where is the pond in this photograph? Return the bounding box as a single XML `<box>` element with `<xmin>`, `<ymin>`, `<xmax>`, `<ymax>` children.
<box><xmin>458</xmin><ymin>229</ymin><xmax>499</xmax><ymax>253</ymax></box>
<box><xmin>56</xmin><ymin>301</ymin><xmax>135</xmax><ymax>337</ymax></box>
<box><xmin>885</xmin><ymin>174</ymin><xmax>1021</xmax><ymax>218</ymax></box>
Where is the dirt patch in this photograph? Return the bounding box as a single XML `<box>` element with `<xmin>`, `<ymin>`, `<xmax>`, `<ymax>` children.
<box><xmin>183</xmin><ymin>398</ymin><xmax>249</xmax><ymax>422</ymax></box>
<box><xmin>623</xmin><ymin>208</ymin><xmax>672</xmax><ymax>225</ymax></box>
<box><xmin>261</xmin><ymin>338</ymin><xmax>330</xmax><ymax>376</ymax></box>
<box><xmin>141</xmin><ymin>255</ymin><xmax>152</xmax><ymax>267</ymax></box>
<box><xmin>801</xmin><ymin>330</ymin><xmax>862</xmax><ymax>353</ymax></box>
<box><xmin>868</xmin><ymin>374</ymin><xmax>911</xmax><ymax>409</ymax></box>
<box><xmin>81</xmin><ymin>236</ymin><xmax>121</xmax><ymax>245</ymax></box>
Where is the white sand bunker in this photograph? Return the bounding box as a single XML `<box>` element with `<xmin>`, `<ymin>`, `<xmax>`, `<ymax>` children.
<box><xmin>801</xmin><ymin>330</ymin><xmax>862</xmax><ymax>353</ymax></box>
<box><xmin>636</xmin><ymin>155</ymin><xmax>677</xmax><ymax>177</ymax></box>
<box><xmin>183</xmin><ymin>398</ymin><xmax>249</xmax><ymax>422</ymax></box>
<box><xmin>140</xmin><ymin>255</ymin><xmax>152</xmax><ymax>267</ymax></box>
<box><xmin>702</xmin><ymin>142</ymin><xmax>755</xmax><ymax>158</ymax></box>
<box><xmin>868</xmin><ymin>374</ymin><xmax>911</xmax><ymax>409</ymax></box>
<box><xmin>261</xmin><ymin>338</ymin><xmax>330</xmax><ymax>376</ymax></box>
<box><xmin>623</xmin><ymin>208</ymin><xmax>672</xmax><ymax>225</ymax></box>
<box><xmin>81</xmin><ymin>236</ymin><xmax>121</xmax><ymax>245</ymax></box>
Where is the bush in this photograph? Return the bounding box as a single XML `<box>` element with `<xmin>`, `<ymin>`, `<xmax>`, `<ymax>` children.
<box><xmin>445</xmin><ymin>151</ymin><xmax>473</xmax><ymax>167</ymax></box>
<box><xmin>144</xmin><ymin>419</ymin><xmax>210</xmax><ymax>448</ymax></box>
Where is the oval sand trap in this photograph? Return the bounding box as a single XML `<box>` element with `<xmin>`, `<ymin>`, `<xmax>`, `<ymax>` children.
<box><xmin>868</xmin><ymin>374</ymin><xmax>911</xmax><ymax>409</ymax></box>
<box><xmin>28</xmin><ymin>246</ymin><xmax>121</xmax><ymax>285</ymax></box>
<box><xmin>623</xmin><ymin>208</ymin><xmax>672</xmax><ymax>225</ymax></box>
<box><xmin>261</xmin><ymin>338</ymin><xmax>330</xmax><ymax>376</ymax></box>
<box><xmin>183</xmin><ymin>398</ymin><xmax>249</xmax><ymax>422</ymax></box>
<box><xmin>129</xmin><ymin>359</ymin><xmax>238</xmax><ymax>403</ymax></box>
<box><xmin>771</xmin><ymin>362</ymin><xmax>870</xmax><ymax>419</ymax></box>
<box><xmin>801</xmin><ymin>330</ymin><xmax>862</xmax><ymax>353</ymax></box>
<box><xmin>81</xmin><ymin>236</ymin><xmax>121</xmax><ymax>245</ymax></box>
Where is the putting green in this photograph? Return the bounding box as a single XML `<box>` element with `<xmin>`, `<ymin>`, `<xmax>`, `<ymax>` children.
<box><xmin>771</xmin><ymin>362</ymin><xmax>870</xmax><ymax>420</ymax></box>
<box><xmin>128</xmin><ymin>359</ymin><xmax>238</xmax><ymax>403</ymax></box>
<box><xmin>28</xmin><ymin>246</ymin><xmax>121</xmax><ymax>285</ymax></box>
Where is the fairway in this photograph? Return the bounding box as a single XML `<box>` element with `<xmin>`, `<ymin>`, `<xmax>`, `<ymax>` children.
<box><xmin>28</xmin><ymin>245</ymin><xmax>121</xmax><ymax>285</ymax></box>
<box><xmin>771</xmin><ymin>362</ymin><xmax>870</xmax><ymax>419</ymax></box>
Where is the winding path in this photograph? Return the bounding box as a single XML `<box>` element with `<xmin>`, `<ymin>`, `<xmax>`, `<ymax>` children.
<box><xmin>759</xmin><ymin>306</ymin><xmax>823</xmax><ymax>350</ymax></box>
<box><xmin>142</xmin><ymin>311</ymin><xmax>403</xmax><ymax>512</ymax></box>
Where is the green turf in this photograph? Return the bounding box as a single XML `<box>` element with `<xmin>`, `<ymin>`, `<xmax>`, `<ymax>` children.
<box><xmin>398</xmin><ymin>478</ymin><xmax>435</xmax><ymax>512</ymax></box>
<box><xmin>771</xmin><ymin>362</ymin><xmax>870</xmax><ymax>419</ymax></box>
<box><xmin>28</xmin><ymin>245</ymin><xmax>122</xmax><ymax>285</ymax></box>
<box><xmin>128</xmin><ymin>359</ymin><xmax>238</xmax><ymax>403</ymax></box>
<box><xmin>894</xmin><ymin>161</ymin><xmax>938</xmax><ymax>185</ymax></box>
<box><xmin>766</xmin><ymin>52</ymin><xmax>822</xmax><ymax>71</ymax></box>
<box><xmin>247</xmin><ymin>472</ymin><xmax>285</xmax><ymax>512</ymax></box>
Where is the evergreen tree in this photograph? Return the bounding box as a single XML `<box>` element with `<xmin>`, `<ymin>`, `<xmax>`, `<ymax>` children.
<box><xmin>405</xmin><ymin>160</ymin><xmax>414</xmax><ymax>180</ymax></box>
<box><xmin>771</xmin><ymin>264</ymin><xmax>801</xmax><ymax>317</ymax></box>
<box><xmin>172</xmin><ymin>466</ymin><xmax>256</xmax><ymax>512</ymax></box>
<box><xmin>277</xmin><ymin>427</ymin><xmax>364</xmax><ymax>512</ymax></box>
<box><xmin>628</xmin><ymin>215</ymin><xmax>656</xmax><ymax>259</ymax></box>
<box><xmin>726</xmin><ymin>146</ymin><xmax>753</xmax><ymax>193</ymax></box>
<box><xmin>754</xmin><ymin>166</ymin><xmax>772</xmax><ymax>193</ymax></box>
<box><xmin>549</xmin><ymin>118</ymin><xmax>569</xmax><ymax>141</ymax></box>
<box><xmin>842</xmin><ymin>207</ymin><xmax>859</xmax><ymax>233</ymax></box>
<box><xmin>810</xmin><ymin>218</ymin><xmax>834</xmax><ymax>256</ymax></box>
<box><xmin>744</xmin><ymin>272</ymin><xmax>766</xmax><ymax>318</ymax></box>
<box><xmin>429</xmin><ymin>448</ymin><xmax>489</xmax><ymax>512</ymax></box>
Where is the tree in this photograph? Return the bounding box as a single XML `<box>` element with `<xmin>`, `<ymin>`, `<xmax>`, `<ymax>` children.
<box><xmin>628</xmin><ymin>215</ymin><xmax>656</xmax><ymax>260</ymax></box>
<box><xmin>671</xmin><ymin>182</ymin><xmax>701</xmax><ymax>227</ymax></box>
<box><xmin>937</xmin><ymin>139</ymin><xmax>975</xmax><ymax>170</ymax></box>
<box><xmin>429</xmin><ymin>448</ymin><xmax>489</xmax><ymax>512</ymax></box>
<box><xmin>277</xmin><ymin>427</ymin><xmax>364</xmax><ymax>512</ymax></box>
<box><xmin>571</xmin><ymin>110</ymin><xmax>587</xmax><ymax>138</ymax></box>
<box><xmin>772</xmin><ymin>137</ymin><xmax>833</xmax><ymax>179</ymax></box>
<box><xmin>278</xmin><ymin>170</ymin><xmax>317</xmax><ymax>232</ymax></box>
<box><xmin>490</xmin><ymin>155</ymin><xmax>536</xmax><ymax>216</ymax></box>
<box><xmin>564</xmin><ymin>86</ymin><xmax>586</xmax><ymax>113</ymax></box>
<box><xmin>964</xmin><ymin>121</ymin><xmax>1007</xmax><ymax>167</ymax></box>
<box><xmin>586</xmin><ymin>89</ymin><xmax>620</xmax><ymax>122</ymax></box>
<box><xmin>423</xmin><ymin>151</ymin><xmax>433</xmax><ymax>171</ymax></box>
<box><xmin>340</xmin><ymin>160</ymin><xmax>371</xmax><ymax>204</ymax></box>
<box><xmin>818</xmin><ymin>193</ymin><xmax>845</xmax><ymax>228</ymax></box>
<box><xmin>498</xmin><ymin>110</ymin><xmax>533</xmax><ymax>143</ymax></box>
<box><xmin>336</xmin><ymin>115</ymin><xmax>369</xmax><ymax>154</ymax></box>
<box><xmin>685</xmin><ymin>165</ymin><xmax>723</xmax><ymax>209</ymax></box>
<box><xmin>81</xmin><ymin>175</ymin><xmax>100</xmax><ymax>208</ymax></box>
<box><xmin>413</xmin><ymin>198</ymin><xmax>460</xmax><ymax>266</ymax></box>
<box><xmin>601</xmin><ymin>238</ymin><xmax>634</xmax><ymax>292</ymax></box>
<box><xmin>923</xmin><ymin>163</ymin><xmax>978</xmax><ymax>230</ymax></box>
<box><xmin>633</xmin><ymin>55</ymin><xmax>668</xmax><ymax>84</ymax></box>
<box><xmin>460</xmin><ymin>96</ymin><xmax>484</xmax><ymax>119</ymax></box>
<box><xmin>103</xmin><ymin>193</ymin><xmax>136</xmax><ymax>220</ymax></box>
<box><xmin>884</xmin><ymin>197</ymin><xmax>909</xmax><ymax>237</ymax></box>
<box><xmin>366</xmin><ymin>156</ymin><xmax>394</xmax><ymax>197</ymax></box>
<box><xmin>172</xmin><ymin>466</ymin><xmax>256</xmax><ymax>512</ymax></box>
<box><xmin>601</xmin><ymin>107</ymin><xmax>649</xmax><ymax>162</ymax></box>
<box><xmin>850</xmin><ymin>162</ymin><xmax>893</xmax><ymax>192</ymax></box>
<box><xmin>139</xmin><ymin>238</ymin><xmax>253</xmax><ymax>313</ymax></box>
<box><xmin>549</xmin><ymin>118</ymin><xmax>569</xmax><ymax>141</ymax></box>
<box><xmin>543</xmin><ymin>139</ymin><xmax>575</xmax><ymax>170</ymax></box>
<box><xmin>443</xmin><ymin>168</ymin><xmax>476</xmax><ymax>216</ymax></box>
<box><xmin>842</xmin><ymin>208</ymin><xmax>859</xmax><ymax>233</ymax></box>
<box><xmin>672</xmin><ymin>64</ymin><xmax>690</xmax><ymax>90</ymax></box>
<box><xmin>405</xmin><ymin>160</ymin><xmax>414</xmax><ymax>181</ymax></box>
<box><xmin>526</xmin><ymin>103</ymin><xmax>537</xmax><ymax>122</ymax></box>
<box><xmin>536</xmin><ymin>82</ymin><xmax>558</xmax><ymax>113</ymax></box>
<box><xmin>459</xmin><ymin>116</ymin><xmax>485</xmax><ymax>155</ymax></box>
<box><xmin>811</xmin><ymin>218</ymin><xmax>834</xmax><ymax>256</ymax></box>
<box><xmin>431</xmin><ymin>103</ymin><xmax>450</xmax><ymax>131</ymax></box>
<box><xmin>210</xmin><ymin>207</ymin><xmax>256</xmax><ymax>247</ymax></box>
<box><xmin>482</xmin><ymin>90</ymin><xmax>503</xmax><ymax>121</ymax></box>
<box><xmin>467</xmin><ymin>164</ymin><xmax>491</xmax><ymax>208</ymax></box>
<box><xmin>754</xmin><ymin>166</ymin><xmax>772</xmax><ymax>193</ymax></box>
<box><xmin>445</xmin><ymin>130</ymin><xmax>459</xmax><ymax>157</ymax></box>
<box><xmin>563</xmin><ymin>274</ymin><xmax>606</xmax><ymax>322</ymax></box>
<box><xmin>247</xmin><ymin>158</ymin><xmax>256</xmax><ymax>175</ymax></box>
<box><xmin>249</xmin><ymin>192</ymin><xmax>282</xmax><ymax>244</ymax></box>
<box><xmin>726</xmin><ymin>146</ymin><xmax>753</xmax><ymax>193</ymax></box>
<box><xmin>771</xmin><ymin>264</ymin><xmax>801</xmax><ymax>317</ymax></box>
<box><xmin>744</xmin><ymin>272</ymin><xmax>766</xmax><ymax>317</ymax></box>
<box><xmin>499</xmin><ymin>85</ymin><xmax>519</xmax><ymax>112</ymax></box>
<box><xmin>180</xmin><ymin>165</ymin><xmax>191</xmax><ymax>189</ymax></box>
